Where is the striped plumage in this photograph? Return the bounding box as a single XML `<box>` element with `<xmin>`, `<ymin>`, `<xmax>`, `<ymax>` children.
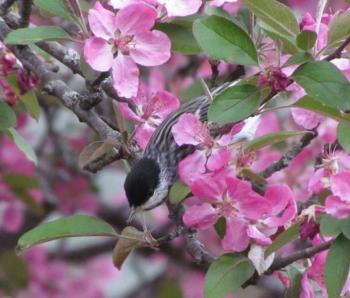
<box><xmin>124</xmin><ymin>81</ymin><xmax>240</xmax><ymax>212</ymax></box>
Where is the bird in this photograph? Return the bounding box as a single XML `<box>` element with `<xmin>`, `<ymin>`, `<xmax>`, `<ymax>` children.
<box><xmin>124</xmin><ymin>80</ymin><xmax>260</xmax><ymax>223</ymax></box>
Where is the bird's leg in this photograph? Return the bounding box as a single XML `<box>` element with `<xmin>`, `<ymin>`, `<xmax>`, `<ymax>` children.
<box><xmin>141</xmin><ymin>212</ymin><xmax>158</xmax><ymax>247</ymax></box>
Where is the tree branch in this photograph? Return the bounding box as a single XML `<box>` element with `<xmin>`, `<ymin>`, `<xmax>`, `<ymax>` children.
<box><xmin>19</xmin><ymin>0</ymin><xmax>32</xmax><ymax>27</ymax></box>
<box><xmin>325</xmin><ymin>35</ymin><xmax>350</xmax><ymax>61</ymax></box>
<box><xmin>260</xmin><ymin>130</ymin><xmax>318</xmax><ymax>178</ymax></box>
<box><xmin>0</xmin><ymin>0</ymin><xmax>16</xmax><ymax>15</ymax></box>
<box><xmin>266</xmin><ymin>239</ymin><xmax>333</xmax><ymax>274</ymax></box>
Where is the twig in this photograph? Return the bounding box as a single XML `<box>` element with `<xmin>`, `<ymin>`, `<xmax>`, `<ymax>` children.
<box><xmin>260</xmin><ymin>130</ymin><xmax>318</xmax><ymax>178</ymax></box>
<box><xmin>0</xmin><ymin>0</ymin><xmax>16</xmax><ymax>15</ymax></box>
<box><xmin>19</xmin><ymin>0</ymin><xmax>32</xmax><ymax>27</ymax></box>
<box><xmin>325</xmin><ymin>35</ymin><xmax>350</xmax><ymax>61</ymax></box>
<box><xmin>266</xmin><ymin>239</ymin><xmax>333</xmax><ymax>274</ymax></box>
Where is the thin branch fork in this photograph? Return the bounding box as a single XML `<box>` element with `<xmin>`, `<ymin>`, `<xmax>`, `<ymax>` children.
<box><xmin>266</xmin><ymin>239</ymin><xmax>333</xmax><ymax>274</ymax></box>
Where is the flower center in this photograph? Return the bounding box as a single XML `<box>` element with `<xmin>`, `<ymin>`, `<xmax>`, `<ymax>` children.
<box><xmin>114</xmin><ymin>34</ymin><xmax>134</xmax><ymax>55</ymax></box>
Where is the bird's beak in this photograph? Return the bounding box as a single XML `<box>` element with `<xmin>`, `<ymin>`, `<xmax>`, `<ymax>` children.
<box><xmin>126</xmin><ymin>206</ymin><xmax>136</xmax><ymax>225</ymax></box>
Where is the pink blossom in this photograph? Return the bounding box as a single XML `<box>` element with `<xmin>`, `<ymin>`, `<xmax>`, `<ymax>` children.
<box><xmin>54</xmin><ymin>176</ymin><xmax>99</xmax><ymax>215</ymax></box>
<box><xmin>325</xmin><ymin>172</ymin><xmax>350</xmax><ymax>218</ymax></box>
<box><xmin>183</xmin><ymin>170</ymin><xmax>296</xmax><ymax>252</ymax></box>
<box><xmin>172</xmin><ymin>113</ymin><xmax>247</xmax><ymax>185</ymax></box>
<box><xmin>157</xmin><ymin>0</ymin><xmax>202</xmax><ymax>17</ymax></box>
<box><xmin>0</xmin><ymin>80</ymin><xmax>18</xmax><ymax>105</ymax></box>
<box><xmin>119</xmin><ymin>84</ymin><xmax>180</xmax><ymax>149</ymax></box>
<box><xmin>209</xmin><ymin>0</ymin><xmax>239</xmax><ymax>7</ymax></box>
<box><xmin>299</xmin><ymin>12</ymin><xmax>328</xmax><ymax>52</ymax></box>
<box><xmin>258</xmin><ymin>66</ymin><xmax>291</xmax><ymax>93</ymax></box>
<box><xmin>17</xmin><ymin>68</ymin><xmax>40</xmax><ymax>94</ymax></box>
<box><xmin>300</xmin><ymin>219</ymin><xmax>319</xmax><ymax>240</ymax></box>
<box><xmin>84</xmin><ymin>2</ymin><xmax>171</xmax><ymax>98</ymax></box>
<box><xmin>300</xmin><ymin>235</ymin><xmax>350</xmax><ymax>298</ymax></box>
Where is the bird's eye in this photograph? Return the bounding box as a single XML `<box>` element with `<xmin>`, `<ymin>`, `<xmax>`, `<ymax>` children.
<box><xmin>147</xmin><ymin>190</ymin><xmax>153</xmax><ymax>197</ymax></box>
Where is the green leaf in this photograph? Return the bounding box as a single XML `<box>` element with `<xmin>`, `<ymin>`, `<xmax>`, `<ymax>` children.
<box><xmin>341</xmin><ymin>217</ymin><xmax>350</xmax><ymax>240</ymax></box>
<box><xmin>5</xmin><ymin>128</ymin><xmax>37</xmax><ymax>165</ymax></box>
<box><xmin>34</xmin><ymin>0</ymin><xmax>74</xmax><ymax>21</ymax></box>
<box><xmin>337</xmin><ymin>122</ymin><xmax>350</xmax><ymax>153</ymax></box>
<box><xmin>240</xmin><ymin>168</ymin><xmax>267</xmax><ymax>186</ymax></box>
<box><xmin>325</xmin><ymin>234</ymin><xmax>350</xmax><ymax>298</ymax></box>
<box><xmin>20</xmin><ymin>92</ymin><xmax>41</xmax><ymax>121</ymax></box>
<box><xmin>293</xmin><ymin>96</ymin><xmax>350</xmax><ymax>126</ymax></box>
<box><xmin>0</xmin><ymin>101</ymin><xmax>16</xmax><ymax>129</ymax></box>
<box><xmin>5</xmin><ymin>26</ymin><xmax>70</xmax><ymax>45</ymax></box>
<box><xmin>327</xmin><ymin>11</ymin><xmax>350</xmax><ymax>51</ymax></box>
<box><xmin>320</xmin><ymin>215</ymin><xmax>350</xmax><ymax>240</ymax></box>
<box><xmin>244</xmin><ymin>131</ymin><xmax>307</xmax><ymax>153</ymax></box>
<box><xmin>0</xmin><ymin>252</ymin><xmax>28</xmax><ymax>292</ymax></box>
<box><xmin>193</xmin><ymin>16</ymin><xmax>258</xmax><ymax>65</ymax></box>
<box><xmin>285</xmin><ymin>265</ymin><xmax>302</xmax><ymax>298</ymax></box>
<box><xmin>296</xmin><ymin>30</ymin><xmax>317</xmax><ymax>51</ymax></box>
<box><xmin>320</xmin><ymin>214</ymin><xmax>344</xmax><ymax>237</ymax></box>
<box><xmin>283</xmin><ymin>51</ymin><xmax>313</xmax><ymax>66</ymax></box>
<box><xmin>158</xmin><ymin>278</ymin><xmax>183</xmax><ymax>298</ymax></box>
<box><xmin>205</xmin><ymin>5</ymin><xmax>247</xmax><ymax>30</ymax></box>
<box><xmin>156</xmin><ymin>23</ymin><xmax>200</xmax><ymax>54</ymax></box>
<box><xmin>3</xmin><ymin>173</ymin><xmax>39</xmax><ymax>189</ymax></box>
<box><xmin>3</xmin><ymin>173</ymin><xmax>42</xmax><ymax>214</ymax></box>
<box><xmin>214</xmin><ymin>217</ymin><xmax>226</xmax><ymax>239</ymax></box>
<box><xmin>169</xmin><ymin>180</ymin><xmax>191</xmax><ymax>204</ymax></box>
<box><xmin>205</xmin><ymin>254</ymin><xmax>255</xmax><ymax>298</ymax></box>
<box><xmin>258</xmin><ymin>20</ymin><xmax>299</xmax><ymax>54</ymax></box>
<box><xmin>242</xmin><ymin>0</ymin><xmax>299</xmax><ymax>39</ymax></box>
<box><xmin>112</xmin><ymin>226</ymin><xmax>144</xmax><ymax>269</ymax></box>
<box><xmin>265</xmin><ymin>223</ymin><xmax>301</xmax><ymax>258</ymax></box>
<box><xmin>208</xmin><ymin>84</ymin><xmax>260</xmax><ymax>124</ymax></box>
<box><xmin>16</xmin><ymin>215</ymin><xmax>117</xmax><ymax>254</ymax></box>
<box><xmin>292</xmin><ymin>61</ymin><xmax>350</xmax><ymax>110</ymax></box>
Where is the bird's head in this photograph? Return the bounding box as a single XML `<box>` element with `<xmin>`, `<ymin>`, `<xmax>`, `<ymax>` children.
<box><xmin>124</xmin><ymin>157</ymin><xmax>169</xmax><ymax>222</ymax></box>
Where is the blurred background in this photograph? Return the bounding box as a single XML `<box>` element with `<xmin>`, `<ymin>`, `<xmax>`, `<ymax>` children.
<box><xmin>0</xmin><ymin>0</ymin><xmax>349</xmax><ymax>297</ymax></box>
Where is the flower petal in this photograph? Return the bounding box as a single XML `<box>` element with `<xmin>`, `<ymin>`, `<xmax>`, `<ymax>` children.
<box><xmin>178</xmin><ymin>151</ymin><xmax>206</xmax><ymax>186</ymax></box>
<box><xmin>183</xmin><ymin>203</ymin><xmax>218</xmax><ymax>229</ymax></box>
<box><xmin>88</xmin><ymin>1</ymin><xmax>116</xmax><ymax>40</ymax></box>
<box><xmin>207</xmin><ymin>147</ymin><xmax>231</xmax><ymax>171</ymax></box>
<box><xmin>84</xmin><ymin>37</ymin><xmax>113</xmax><ymax>72</ymax></box>
<box><xmin>134</xmin><ymin>123</ymin><xmax>155</xmax><ymax>150</ymax></box>
<box><xmin>300</xmin><ymin>274</ymin><xmax>315</xmax><ymax>298</ymax></box>
<box><xmin>222</xmin><ymin>217</ymin><xmax>249</xmax><ymax>252</ymax></box>
<box><xmin>172</xmin><ymin>113</ymin><xmax>211</xmax><ymax>146</ymax></box>
<box><xmin>131</xmin><ymin>30</ymin><xmax>171</xmax><ymax>66</ymax></box>
<box><xmin>191</xmin><ymin>172</ymin><xmax>226</xmax><ymax>202</ymax></box>
<box><xmin>325</xmin><ymin>195</ymin><xmax>350</xmax><ymax>219</ymax></box>
<box><xmin>112</xmin><ymin>53</ymin><xmax>139</xmax><ymax>98</ymax></box>
<box><xmin>145</xmin><ymin>90</ymin><xmax>180</xmax><ymax>121</ymax></box>
<box><xmin>2</xmin><ymin>204</ymin><xmax>23</xmax><ymax>232</ymax></box>
<box><xmin>246</xmin><ymin>225</ymin><xmax>272</xmax><ymax>246</ymax></box>
<box><xmin>158</xmin><ymin>0</ymin><xmax>202</xmax><ymax>17</ymax></box>
<box><xmin>115</xmin><ymin>3</ymin><xmax>157</xmax><ymax>35</ymax></box>
<box><xmin>330</xmin><ymin>172</ymin><xmax>350</xmax><ymax>201</ymax></box>
<box><xmin>291</xmin><ymin>108</ymin><xmax>324</xmax><ymax>129</ymax></box>
<box><xmin>118</xmin><ymin>102</ymin><xmax>143</xmax><ymax>123</ymax></box>
<box><xmin>226</xmin><ymin>177</ymin><xmax>271</xmax><ymax>220</ymax></box>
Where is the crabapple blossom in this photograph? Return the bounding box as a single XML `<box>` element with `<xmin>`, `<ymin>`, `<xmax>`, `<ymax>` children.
<box><xmin>325</xmin><ymin>172</ymin><xmax>350</xmax><ymax>218</ymax></box>
<box><xmin>171</xmin><ymin>113</ymin><xmax>244</xmax><ymax>185</ymax></box>
<box><xmin>183</xmin><ymin>170</ymin><xmax>297</xmax><ymax>252</ymax></box>
<box><xmin>300</xmin><ymin>236</ymin><xmax>350</xmax><ymax>298</ymax></box>
<box><xmin>209</xmin><ymin>0</ymin><xmax>239</xmax><ymax>7</ymax></box>
<box><xmin>157</xmin><ymin>0</ymin><xmax>202</xmax><ymax>17</ymax></box>
<box><xmin>84</xmin><ymin>2</ymin><xmax>171</xmax><ymax>97</ymax></box>
<box><xmin>108</xmin><ymin>0</ymin><xmax>202</xmax><ymax>17</ymax></box>
<box><xmin>119</xmin><ymin>84</ymin><xmax>180</xmax><ymax>149</ymax></box>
